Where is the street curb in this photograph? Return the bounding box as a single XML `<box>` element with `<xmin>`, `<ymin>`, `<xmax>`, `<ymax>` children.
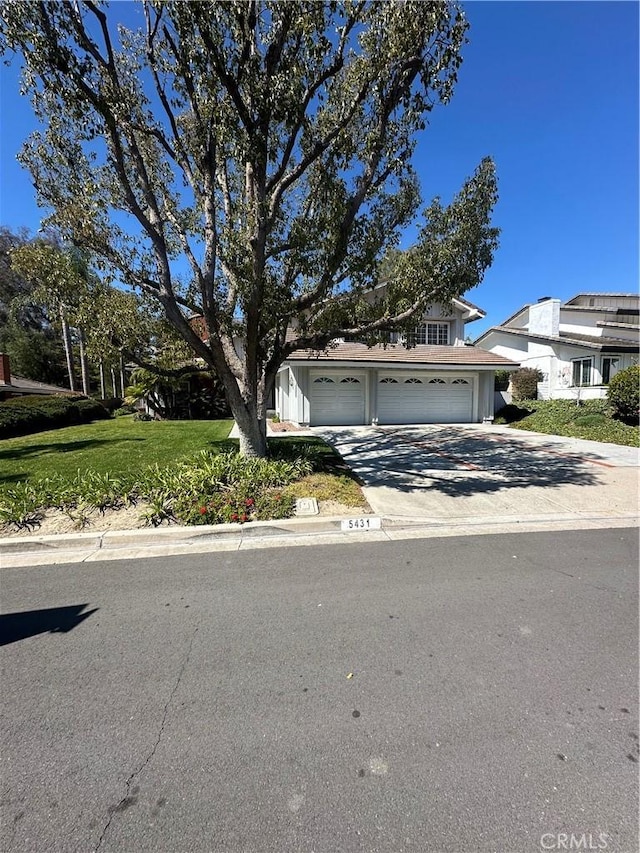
<box><xmin>1</xmin><ymin>511</ymin><xmax>638</xmax><ymax>567</ymax></box>
<box><xmin>0</xmin><ymin>514</ymin><xmax>360</xmax><ymax>556</ymax></box>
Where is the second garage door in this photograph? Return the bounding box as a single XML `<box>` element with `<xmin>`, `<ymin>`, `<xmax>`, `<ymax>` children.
<box><xmin>377</xmin><ymin>374</ymin><xmax>473</xmax><ymax>424</ymax></box>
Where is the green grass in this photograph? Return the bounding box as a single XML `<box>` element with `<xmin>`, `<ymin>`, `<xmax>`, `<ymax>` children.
<box><xmin>497</xmin><ymin>399</ymin><xmax>639</xmax><ymax>447</ymax></box>
<box><xmin>269</xmin><ymin>436</ymin><xmax>366</xmax><ymax>506</ymax></box>
<box><xmin>0</xmin><ymin>416</ymin><xmax>234</xmax><ymax>486</ymax></box>
<box><xmin>0</xmin><ymin>419</ymin><xmax>368</xmax><ymax>530</ymax></box>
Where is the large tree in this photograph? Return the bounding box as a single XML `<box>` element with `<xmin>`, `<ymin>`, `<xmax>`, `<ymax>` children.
<box><xmin>0</xmin><ymin>0</ymin><xmax>499</xmax><ymax>456</ymax></box>
<box><xmin>0</xmin><ymin>227</ymin><xmax>70</xmax><ymax>386</ymax></box>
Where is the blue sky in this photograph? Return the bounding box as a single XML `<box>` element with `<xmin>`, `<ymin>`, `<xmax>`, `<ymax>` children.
<box><xmin>0</xmin><ymin>1</ymin><xmax>637</xmax><ymax>338</ymax></box>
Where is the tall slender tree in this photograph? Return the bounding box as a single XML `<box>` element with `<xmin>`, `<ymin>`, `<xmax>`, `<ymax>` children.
<box><xmin>1</xmin><ymin>1</ymin><xmax>499</xmax><ymax>456</ymax></box>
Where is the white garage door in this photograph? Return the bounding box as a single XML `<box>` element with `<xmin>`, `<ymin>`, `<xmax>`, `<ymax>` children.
<box><xmin>310</xmin><ymin>373</ymin><xmax>366</xmax><ymax>426</ymax></box>
<box><xmin>377</xmin><ymin>374</ymin><xmax>473</xmax><ymax>424</ymax></box>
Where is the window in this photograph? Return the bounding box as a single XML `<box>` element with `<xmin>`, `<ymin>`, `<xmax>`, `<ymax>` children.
<box><xmin>411</xmin><ymin>322</ymin><xmax>449</xmax><ymax>345</ymax></box>
<box><xmin>428</xmin><ymin>378</ymin><xmax>446</xmax><ymax>384</ymax></box>
<box><xmin>571</xmin><ymin>358</ymin><xmax>592</xmax><ymax>387</ymax></box>
<box><xmin>313</xmin><ymin>377</ymin><xmax>334</xmax><ymax>383</ymax></box>
<box><xmin>452</xmin><ymin>378</ymin><xmax>470</xmax><ymax>385</ymax></box>
<box><xmin>340</xmin><ymin>377</ymin><xmax>360</xmax><ymax>384</ymax></box>
<box><xmin>404</xmin><ymin>378</ymin><xmax>422</xmax><ymax>384</ymax></box>
<box><xmin>601</xmin><ymin>357</ymin><xmax>620</xmax><ymax>385</ymax></box>
<box><xmin>411</xmin><ymin>325</ymin><xmax>427</xmax><ymax>345</ymax></box>
<box><xmin>380</xmin><ymin>377</ymin><xmax>398</xmax><ymax>384</ymax></box>
<box><xmin>428</xmin><ymin>323</ymin><xmax>449</xmax><ymax>345</ymax></box>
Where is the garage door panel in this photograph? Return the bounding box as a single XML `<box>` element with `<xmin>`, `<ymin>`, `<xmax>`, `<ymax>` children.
<box><xmin>377</xmin><ymin>374</ymin><xmax>472</xmax><ymax>424</ymax></box>
<box><xmin>310</xmin><ymin>374</ymin><xmax>365</xmax><ymax>426</ymax></box>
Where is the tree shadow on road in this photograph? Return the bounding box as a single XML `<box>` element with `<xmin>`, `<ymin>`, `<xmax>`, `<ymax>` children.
<box><xmin>0</xmin><ymin>604</ymin><xmax>99</xmax><ymax>646</ymax></box>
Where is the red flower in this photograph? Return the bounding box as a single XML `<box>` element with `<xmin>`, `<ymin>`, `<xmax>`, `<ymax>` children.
<box><xmin>245</xmin><ymin>498</ymin><xmax>254</xmax><ymax>507</ymax></box>
<box><xmin>275</xmin><ymin>494</ymin><xmax>281</xmax><ymax>501</ymax></box>
<box><xmin>241</xmin><ymin>514</ymin><xmax>248</xmax><ymax>522</ymax></box>
<box><xmin>199</xmin><ymin>506</ymin><xmax>207</xmax><ymax>515</ymax></box>
<box><xmin>231</xmin><ymin>513</ymin><xmax>239</xmax><ymax>521</ymax></box>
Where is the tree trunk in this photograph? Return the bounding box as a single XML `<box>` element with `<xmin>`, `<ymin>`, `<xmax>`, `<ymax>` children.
<box><xmin>110</xmin><ymin>366</ymin><xmax>117</xmax><ymax>398</ymax></box>
<box><xmin>119</xmin><ymin>354</ymin><xmax>127</xmax><ymax>397</ymax></box>
<box><xmin>235</xmin><ymin>403</ymin><xmax>268</xmax><ymax>457</ymax></box>
<box><xmin>99</xmin><ymin>359</ymin><xmax>106</xmax><ymax>399</ymax></box>
<box><xmin>204</xmin><ymin>343</ymin><xmax>270</xmax><ymax>458</ymax></box>
<box><xmin>60</xmin><ymin>308</ymin><xmax>76</xmax><ymax>392</ymax></box>
<box><xmin>78</xmin><ymin>327</ymin><xmax>90</xmax><ymax>396</ymax></box>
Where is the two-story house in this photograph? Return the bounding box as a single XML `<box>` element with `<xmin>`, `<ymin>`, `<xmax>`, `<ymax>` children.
<box><xmin>276</xmin><ymin>297</ymin><xmax>518</xmax><ymax>425</ymax></box>
<box><xmin>475</xmin><ymin>293</ymin><xmax>640</xmax><ymax>400</ymax></box>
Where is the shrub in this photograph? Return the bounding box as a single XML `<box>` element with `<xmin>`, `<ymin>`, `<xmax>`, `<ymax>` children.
<box><xmin>573</xmin><ymin>414</ymin><xmax>606</xmax><ymax>427</ymax></box>
<box><xmin>74</xmin><ymin>398</ymin><xmax>112</xmax><ymax>422</ymax></box>
<box><xmin>511</xmin><ymin>367</ymin><xmax>543</xmax><ymax>401</ymax></box>
<box><xmin>493</xmin><ymin>403</ymin><xmax>531</xmax><ymax>424</ymax></box>
<box><xmin>98</xmin><ymin>397</ymin><xmax>123</xmax><ymax>413</ymax></box>
<box><xmin>608</xmin><ymin>365</ymin><xmax>640</xmax><ymax>425</ymax></box>
<box><xmin>142</xmin><ymin>450</ymin><xmax>312</xmax><ymax>526</ymax></box>
<box><xmin>0</xmin><ymin>395</ymin><xmax>110</xmax><ymax>438</ymax></box>
<box><xmin>494</xmin><ymin>369</ymin><xmax>512</xmax><ymax>391</ymax></box>
<box><xmin>133</xmin><ymin>411</ymin><xmax>153</xmax><ymax>421</ymax></box>
<box><xmin>114</xmin><ymin>404</ymin><xmax>136</xmax><ymax>417</ymax></box>
<box><xmin>507</xmin><ymin>399</ymin><xmax>639</xmax><ymax>447</ymax></box>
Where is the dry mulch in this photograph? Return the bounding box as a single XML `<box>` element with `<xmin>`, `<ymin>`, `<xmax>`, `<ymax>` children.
<box><xmin>0</xmin><ymin>498</ymin><xmax>362</xmax><ymax>539</ymax></box>
<box><xmin>268</xmin><ymin>421</ymin><xmax>309</xmax><ymax>433</ymax></box>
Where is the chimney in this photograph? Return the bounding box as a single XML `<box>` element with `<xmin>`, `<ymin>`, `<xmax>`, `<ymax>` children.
<box><xmin>528</xmin><ymin>298</ymin><xmax>560</xmax><ymax>337</ymax></box>
<box><xmin>0</xmin><ymin>353</ymin><xmax>11</xmax><ymax>385</ymax></box>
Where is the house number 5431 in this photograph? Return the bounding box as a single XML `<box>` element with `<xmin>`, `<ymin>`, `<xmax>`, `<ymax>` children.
<box><xmin>341</xmin><ymin>517</ymin><xmax>381</xmax><ymax>531</ymax></box>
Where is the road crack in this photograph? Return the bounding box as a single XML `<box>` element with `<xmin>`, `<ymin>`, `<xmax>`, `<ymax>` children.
<box><xmin>93</xmin><ymin>626</ymin><xmax>199</xmax><ymax>852</ymax></box>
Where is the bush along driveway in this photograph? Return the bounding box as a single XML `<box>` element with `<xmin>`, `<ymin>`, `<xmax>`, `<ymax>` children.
<box><xmin>495</xmin><ymin>399</ymin><xmax>639</xmax><ymax>447</ymax></box>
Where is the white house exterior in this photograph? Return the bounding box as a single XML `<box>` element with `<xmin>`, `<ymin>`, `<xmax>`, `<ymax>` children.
<box><xmin>276</xmin><ymin>297</ymin><xmax>518</xmax><ymax>426</ymax></box>
<box><xmin>475</xmin><ymin>293</ymin><xmax>640</xmax><ymax>400</ymax></box>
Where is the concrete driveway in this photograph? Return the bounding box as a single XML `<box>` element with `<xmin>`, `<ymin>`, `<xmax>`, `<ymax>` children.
<box><xmin>315</xmin><ymin>424</ymin><xmax>640</xmax><ymax>530</ymax></box>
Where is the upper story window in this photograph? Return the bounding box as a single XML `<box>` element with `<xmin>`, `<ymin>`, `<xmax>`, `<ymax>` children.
<box><xmin>412</xmin><ymin>322</ymin><xmax>449</xmax><ymax>345</ymax></box>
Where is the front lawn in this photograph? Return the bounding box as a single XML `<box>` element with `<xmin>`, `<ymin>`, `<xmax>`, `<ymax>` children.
<box><xmin>495</xmin><ymin>399</ymin><xmax>639</xmax><ymax>447</ymax></box>
<box><xmin>0</xmin><ymin>419</ymin><xmax>367</xmax><ymax>531</ymax></box>
<box><xmin>0</xmin><ymin>416</ymin><xmax>234</xmax><ymax>486</ymax></box>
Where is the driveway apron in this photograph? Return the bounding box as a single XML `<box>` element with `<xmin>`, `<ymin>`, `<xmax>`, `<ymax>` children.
<box><xmin>314</xmin><ymin>424</ymin><xmax>640</xmax><ymax>525</ymax></box>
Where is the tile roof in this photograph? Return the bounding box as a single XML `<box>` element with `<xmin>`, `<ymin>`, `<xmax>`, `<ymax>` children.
<box><xmin>565</xmin><ymin>292</ymin><xmax>639</xmax><ymax>303</ymax></box>
<box><xmin>453</xmin><ymin>294</ymin><xmax>485</xmax><ymax>315</ymax></box>
<box><xmin>3</xmin><ymin>376</ymin><xmax>75</xmax><ymax>395</ymax></box>
<box><xmin>285</xmin><ymin>341</ymin><xmax>518</xmax><ymax>366</ymax></box>
<box><xmin>476</xmin><ymin>325</ymin><xmax>639</xmax><ymax>351</ymax></box>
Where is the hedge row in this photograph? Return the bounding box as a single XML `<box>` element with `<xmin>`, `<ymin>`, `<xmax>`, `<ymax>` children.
<box><xmin>0</xmin><ymin>394</ymin><xmax>111</xmax><ymax>439</ymax></box>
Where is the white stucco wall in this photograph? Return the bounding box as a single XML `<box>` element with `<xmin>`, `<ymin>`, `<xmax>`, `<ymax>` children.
<box><xmin>478</xmin><ymin>372</ymin><xmax>495</xmax><ymax>420</ymax></box>
<box><xmin>528</xmin><ymin>299</ymin><xmax>560</xmax><ymax>337</ymax></box>
<box><xmin>479</xmin><ymin>327</ymin><xmax>638</xmax><ymax>400</ymax></box>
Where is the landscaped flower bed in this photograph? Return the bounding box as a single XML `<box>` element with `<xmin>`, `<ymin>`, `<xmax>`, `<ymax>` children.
<box><xmin>0</xmin><ymin>436</ymin><xmax>367</xmax><ymax>533</ymax></box>
<box><xmin>0</xmin><ymin>449</ymin><xmax>311</xmax><ymax>531</ymax></box>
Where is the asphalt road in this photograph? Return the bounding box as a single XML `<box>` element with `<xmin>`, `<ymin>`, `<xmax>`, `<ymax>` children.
<box><xmin>1</xmin><ymin>529</ymin><xmax>638</xmax><ymax>853</ymax></box>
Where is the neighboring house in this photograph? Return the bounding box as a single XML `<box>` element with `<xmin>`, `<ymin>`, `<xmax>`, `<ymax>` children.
<box><xmin>475</xmin><ymin>293</ymin><xmax>640</xmax><ymax>401</ymax></box>
<box><xmin>276</xmin><ymin>297</ymin><xmax>518</xmax><ymax>426</ymax></box>
<box><xmin>0</xmin><ymin>353</ymin><xmax>73</xmax><ymax>401</ymax></box>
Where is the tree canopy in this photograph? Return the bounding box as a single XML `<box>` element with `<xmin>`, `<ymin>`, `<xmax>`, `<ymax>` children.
<box><xmin>0</xmin><ymin>228</ymin><xmax>69</xmax><ymax>386</ymax></box>
<box><xmin>0</xmin><ymin>0</ymin><xmax>499</xmax><ymax>456</ymax></box>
